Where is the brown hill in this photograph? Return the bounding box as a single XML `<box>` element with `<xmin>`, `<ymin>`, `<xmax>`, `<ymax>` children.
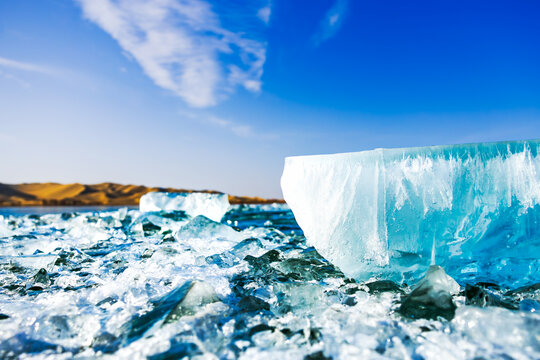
<box><xmin>0</xmin><ymin>182</ymin><xmax>284</xmax><ymax>207</ymax></box>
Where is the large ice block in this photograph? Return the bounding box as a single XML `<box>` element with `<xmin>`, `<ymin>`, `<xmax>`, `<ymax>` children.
<box><xmin>140</xmin><ymin>192</ymin><xmax>230</xmax><ymax>222</ymax></box>
<box><xmin>281</xmin><ymin>140</ymin><xmax>540</xmax><ymax>285</ymax></box>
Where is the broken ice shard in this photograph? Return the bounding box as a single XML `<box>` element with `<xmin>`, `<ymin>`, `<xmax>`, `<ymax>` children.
<box><xmin>399</xmin><ymin>265</ymin><xmax>459</xmax><ymax>320</ymax></box>
<box><xmin>281</xmin><ymin>140</ymin><xmax>540</xmax><ymax>286</ymax></box>
<box><xmin>139</xmin><ymin>192</ymin><xmax>230</xmax><ymax>222</ymax></box>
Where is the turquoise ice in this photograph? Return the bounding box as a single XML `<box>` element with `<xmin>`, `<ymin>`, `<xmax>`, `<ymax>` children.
<box><xmin>281</xmin><ymin>140</ymin><xmax>540</xmax><ymax>286</ymax></box>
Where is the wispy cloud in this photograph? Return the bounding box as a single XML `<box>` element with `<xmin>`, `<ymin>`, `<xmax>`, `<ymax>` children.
<box><xmin>206</xmin><ymin>115</ymin><xmax>256</xmax><ymax>138</ymax></box>
<box><xmin>76</xmin><ymin>0</ymin><xmax>267</xmax><ymax>108</ymax></box>
<box><xmin>257</xmin><ymin>5</ymin><xmax>271</xmax><ymax>24</ymax></box>
<box><xmin>0</xmin><ymin>56</ymin><xmax>54</xmax><ymax>74</ymax></box>
<box><xmin>0</xmin><ymin>69</ymin><xmax>30</xmax><ymax>88</ymax></box>
<box><xmin>0</xmin><ymin>56</ymin><xmax>58</xmax><ymax>88</ymax></box>
<box><xmin>181</xmin><ymin>111</ymin><xmax>277</xmax><ymax>139</ymax></box>
<box><xmin>312</xmin><ymin>0</ymin><xmax>348</xmax><ymax>46</ymax></box>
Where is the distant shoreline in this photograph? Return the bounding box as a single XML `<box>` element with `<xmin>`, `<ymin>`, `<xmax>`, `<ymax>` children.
<box><xmin>0</xmin><ymin>182</ymin><xmax>285</xmax><ymax>207</ymax></box>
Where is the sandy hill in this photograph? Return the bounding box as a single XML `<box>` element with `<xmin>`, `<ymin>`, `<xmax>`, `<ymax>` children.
<box><xmin>0</xmin><ymin>183</ymin><xmax>284</xmax><ymax>207</ymax></box>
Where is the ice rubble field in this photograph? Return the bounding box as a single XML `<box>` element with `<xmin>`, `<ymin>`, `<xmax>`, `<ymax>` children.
<box><xmin>0</xmin><ymin>191</ymin><xmax>539</xmax><ymax>360</ymax></box>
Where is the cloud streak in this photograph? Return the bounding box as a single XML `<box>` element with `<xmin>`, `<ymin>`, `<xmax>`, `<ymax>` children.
<box><xmin>0</xmin><ymin>56</ymin><xmax>54</xmax><ymax>74</ymax></box>
<box><xmin>0</xmin><ymin>56</ymin><xmax>59</xmax><ymax>88</ymax></box>
<box><xmin>181</xmin><ymin>111</ymin><xmax>277</xmax><ymax>139</ymax></box>
<box><xmin>206</xmin><ymin>115</ymin><xmax>257</xmax><ymax>138</ymax></box>
<box><xmin>76</xmin><ymin>0</ymin><xmax>267</xmax><ymax>108</ymax></box>
<box><xmin>0</xmin><ymin>69</ymin><xmax>30</xmax><ymax>88</ymax></box>
<box><xmin>312</xmin><ymin>0</ymin><xmax>348</xmax><ymax>46</ymax></box>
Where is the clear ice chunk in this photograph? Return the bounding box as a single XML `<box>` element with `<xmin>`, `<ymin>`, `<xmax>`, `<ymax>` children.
<box><xmin>163</xmin><ymin>280</ymin><xmax>220</xmax><ymax>323</ymax></box>
<box><xmin>122</xmin><ymin>280</ymin><xmax>219</xmax><ymax>343</ymax></box>
<box><xmin>1</xmin><ymin>254</ymin><xmax>58</xmax><ymax>272</ymax></box>
<box><xmin>175</xmin><ymin>215</ymin><xmax>246</xmax><ymax>255</ymax></box>
<box><xmin>281</xmin><ymin>140</ymin><xmax>540</xmax><ymax>285</ymax></box>
<box><xmin>139</xmin><ymin>192</ymin><xmax>230</xmax><ymax>222</ymax></box>
<box><xmin>399</xmin><ymin>265</ymin><xmax>459</xmax><ymax>320</ymax></box>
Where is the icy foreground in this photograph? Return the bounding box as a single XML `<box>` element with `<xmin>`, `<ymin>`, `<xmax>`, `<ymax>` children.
<box><xmin>0</xmin><ymin>204</ymin><xmax>539</xmax><ymax>359</ymax></box>
<box><xmin>281</xmin><ymin>140</ymin><xmax>540</xmax><ymax>285</ymax></box>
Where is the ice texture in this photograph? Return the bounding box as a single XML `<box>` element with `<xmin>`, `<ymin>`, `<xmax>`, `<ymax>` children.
<box><xmin>281</xmin><ymin>140</ymin><xmax>540</xmax><ymax>285</ymax></box>
<box><xmin>0</xmin><ymin>205</ymin><xmax>539</xmax><ymax>359</ymax></box>
<box><xmin>139</xmin><ymin>191</ymin><xmax>230</xmax><ymax>221</ymax></box>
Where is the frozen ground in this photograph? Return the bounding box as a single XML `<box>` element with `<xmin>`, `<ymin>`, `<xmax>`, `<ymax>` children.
<box><xmin>0</xmin><ymin>204</ymin><xmax>539</xmax><ymax>359</ymax></box>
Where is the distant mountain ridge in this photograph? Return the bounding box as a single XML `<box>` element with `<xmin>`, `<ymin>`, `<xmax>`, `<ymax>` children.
<box><xmin>0</xmin><ymin>183</ymin><xmax>284</xmax><ymax>206</ymax></box>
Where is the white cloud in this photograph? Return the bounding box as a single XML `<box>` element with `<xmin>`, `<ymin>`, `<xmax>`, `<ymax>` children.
<box><xmin>206</xmin><ymin>115</ymin><xmax>232</xmax><ymax>127</ymax></box>
<box><xmin>205</xmin><ymin>114</ymin><xmax>257</xmax><ymax>138</ymax></box>
<box><xmin>181</xmin><ymin>111</ymin><xmax>277</xmax><ymax>139</ymax></box>
<box><xmin>0</xmin><ymin>56</ymin><xmax>54</xmax><ymax>74</ymax></box>
<box><xmin>76</xmin><ymin>0</ymin><xmax>267</xmax><ymax>108</ymax></box>
<box><xmin>313</xmin><ymin>0</ymin><xmax>348</xmax><ymax>46</ymax></box>
<box><xmin>257</xmin><ymin>6</ymin><xmax>271</xmax><ymax>24</ymax></box>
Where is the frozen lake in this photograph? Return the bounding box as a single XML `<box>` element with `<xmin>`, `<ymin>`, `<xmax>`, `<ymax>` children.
<box><xmin>0</xmin><ymin>204</ymin><xmax>538</xmax><ymax>359</ymax></box>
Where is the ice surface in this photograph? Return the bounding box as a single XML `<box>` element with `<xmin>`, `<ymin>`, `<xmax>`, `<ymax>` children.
<box><xmin>0</xmin><ymin>205</ymin><xmax>539</xmax><ymax>359</ymax></box>
<box><xmin>281</xmin><ymin>140</ymin><xmax>540</xmax><ymax>285</ymax></box>
<box><xmin>140</xmin><ymin>192</ymin><xmax>230</xmax><ymax>222</ymax></box>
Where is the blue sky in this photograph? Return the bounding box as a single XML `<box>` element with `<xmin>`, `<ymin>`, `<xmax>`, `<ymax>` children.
<box><xmin>1</xmin><ymin>0</ymin><xmax>539</xmax><ymax>197</ymax></box>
